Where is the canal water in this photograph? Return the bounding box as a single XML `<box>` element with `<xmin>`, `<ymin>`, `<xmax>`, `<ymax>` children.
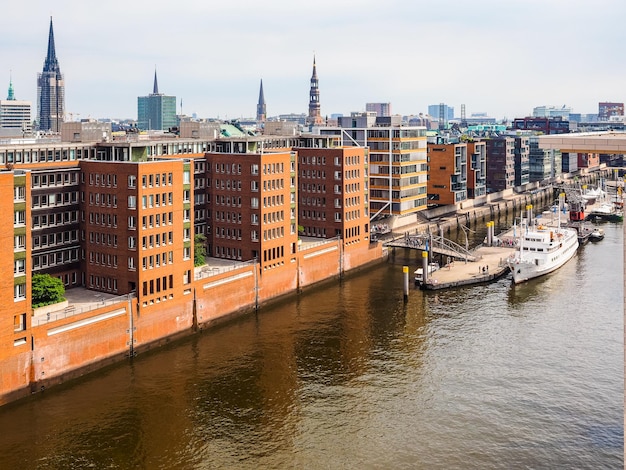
<box><xmin>0</xmin><ymin>223</ymin><xmax>622</xmax><ymax>469</ymax></box>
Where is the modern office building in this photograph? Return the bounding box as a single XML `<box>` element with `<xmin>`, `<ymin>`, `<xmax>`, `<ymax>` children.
<box><xmin>0</xmin><ymin>79</ymin><xmax>31</xmax><ymax>137</ymax></box>
<box><xmin>528</xmin><ymin>136</ymin><xmax>561</xmax><ymax>183</ymax></box>
<box><xmin>485</xmin><ymin>137</ymin><xmax>515</xmax><ymax>192</ymax></box>
<box><xmin>513</xmin><ymin>135</ymin><xmax>530</xmax><ymax>187</ymax></box>
<box><xmin>319</xmin><ymin>112</ymin><xmax>428</xmax><ymax>218</ymax></box>
<box><xmin>256</xmin><ymin>79</ymin><xmax>266</xmax><ymax>122</ymax></box>
<box><xmin>512</xmin><ymin>116</ymin><xmax>570</xmax><ymax>135</ymax></box>
<box><xmin>306</xmin><ymin>56</ymin><xmax>323</xmax><ymax>127</ymax></box>
<box><xmin>426</xmin><ymin>140</ymin><xmax>468</xmax><ymax>205</ymax></box>
<box><xmin>532</xmin><ymin>105</ymin><xmax>571</xmax><ymax>120</ymax></box>
<box><xmin>366</xmin><ymin>103</ymin><xmax>391</xmax><ymax>117</ymax></box>
<box><xmin>137</xmin><ymin>70</ymin><xmax>177</xmax><ymax>131</ymax></box>
<box><xmin>466</xmin><ymin>140</ymin><xmax>487</xmax><ymax>199</ymax></box>
<box><xmin>428</xmin><ymin>104</ymin><xmax>454</xmax><ymax>128</ymax></box>
<box><xmin>37</xmin><ymin>17</ymin><xmax>65</xmax><ymax>133</ymax></box>
<box><xmin>598</xmin><ymin>102</ymin><xmax>624</xmax><ymax>121</ymax></box>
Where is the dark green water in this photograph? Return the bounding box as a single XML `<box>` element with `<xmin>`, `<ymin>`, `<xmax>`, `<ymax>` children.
<box><xmin>0</xmin><ymin>224</ymin><xmax>622</xmax><ymax>469</ymax></box>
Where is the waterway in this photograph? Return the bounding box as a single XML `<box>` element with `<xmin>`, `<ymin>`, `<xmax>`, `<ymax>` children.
<box><xmin>0</xmin><ymin>223</ymin><xmax>622</xmax><ymax>469</ymax></box>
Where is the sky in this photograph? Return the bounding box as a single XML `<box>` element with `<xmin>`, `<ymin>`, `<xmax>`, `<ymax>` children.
<box><xmin>2</xmin><ymin>0</ymin><xmax>625</xmax><ymax>122</ymax></box>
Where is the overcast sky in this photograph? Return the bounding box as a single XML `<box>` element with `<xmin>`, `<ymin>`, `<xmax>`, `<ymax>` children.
<box><xmin>2</xmin><ymin>0</ymin><xmax>624</xmax><ymax>122</ymax></box>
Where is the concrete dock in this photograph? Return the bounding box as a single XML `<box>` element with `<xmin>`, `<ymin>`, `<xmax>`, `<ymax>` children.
<box><xmin>420</xmin><ymin>244</ymin><xmax>515</xmax><ymax>290</ymax></box>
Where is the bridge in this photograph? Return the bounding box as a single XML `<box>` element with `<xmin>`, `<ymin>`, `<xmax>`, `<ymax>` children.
<box><xmin>385</xmin><ymin>233</ymin><xmax>478</xmax><ymax>262</ymax></box>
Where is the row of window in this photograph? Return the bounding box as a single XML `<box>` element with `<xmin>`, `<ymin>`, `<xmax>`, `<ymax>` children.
<box><xmin>142</xmin><ymin>275</ymin><xmax>174</xmax><ymax>296</ymax></box>
<box><xmin>32</xmin><ymin>210</ymin><xmax>78</xmax><ymax>228</ymax></box>
<box><xmin>88</xmin><ymin>252</ymin><xmax>118</xmax><ymax>266</ymax></box>
<box><xmin>34</xmin><ymin>230</ymin><xmax>78</xmax><ymax>248</ymax></box>
<box><xmin>32</xmin><ymin>171</ymin><xmax>79</xmax><ymax>188</ymax></box>
<box><xmin>88</xmin><ymin>231</ymin><xmax>118</xmax><ymax>246</ymax></box>
<box><xmin>300</xmin><ymin>169</ymin><xmax>326</xmax><ymax>179</ymax></box>
<box><xmin>88</xmin><ymin>212</ymin><xmax>117</xmax><ymax>227</ymax></box>
<box><xmin>212</xmin><ymin>246</ymin><xmax>243</xmax><ymax>260</ymax></box>
<box><xmin>88</xmin><ymin>275</ymin><xmax>118</xmax><ymax>292</ymax></box>
<box><xmin>87</xmin><ymin>173</ymin><xmax>118</xmax><ymax>187</ymax></box>
<box><xmin>142</xmin><ymin>232</ymin><xmax>174</xmax><ymax>249</ymax></box>
<box><xmin>33</xmin><ymin>191</ymin><xmax>78</xmax><ymax>207</ymax></box>
<box><xmin>32</xmin><ymin>248</ymin><xmax>80</xmax><ymax>269</ymax></box>
<box><xmin>263</xmin><ymin>226</ymin><xmax>285</xmax><ymax>241</ymax></box>
<box><xmin>142</xmin><ymin>251</ymin><xmax>175</xmax><ymax>269</ymax></box>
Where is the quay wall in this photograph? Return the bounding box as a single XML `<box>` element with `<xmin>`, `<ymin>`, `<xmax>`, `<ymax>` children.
<box><xmin>1</xmin><ymin>172</ymin><xmax>601</xmax><ymax>405</ymax></box>
<box><xmin>0</xmin><ymin>239</ymin><xmax>383</xmax><ymax>405</ymax></box>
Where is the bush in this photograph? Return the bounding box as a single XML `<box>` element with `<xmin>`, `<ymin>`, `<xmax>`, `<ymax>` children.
<box><xmin>32</xmin><ymin>274</ymin><xmax>65</xmax><ymax>308</ymax></box>
<box><xmin>194</xmin><ymin>234</ymin><xmax>207</xmax><ymax>267</ymax></box>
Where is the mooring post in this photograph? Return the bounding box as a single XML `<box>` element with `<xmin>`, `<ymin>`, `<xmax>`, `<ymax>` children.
<box><xmin>403</xmin><ymin>266</ymin><xmax>409</xmax><ymax>302</ymax></box>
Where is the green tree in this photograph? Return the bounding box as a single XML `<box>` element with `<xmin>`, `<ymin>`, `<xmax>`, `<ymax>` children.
<box><xmin>194</xmin><ymin>233</ymin><xmax>207</xmax><ymax>267</ymax></box>
<box><xmin>32</xmin><ymin>274</ymin><xmax>65</xmax><ymax>308</ymax></box>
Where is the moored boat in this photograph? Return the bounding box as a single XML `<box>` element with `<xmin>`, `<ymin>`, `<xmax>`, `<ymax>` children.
<box><xmin>507</xmin><ymin>198</ymin><xmax>579</xmax><ymax>284</ymax></box>
<box><xmin>414</xmin><ymin>262</ymin><xmax>439</xmax><ymax>284</ymax></box>
<box><xmin>589</xmin><ymin>227</ymin><xmax>605</xmax><ymax>242</ymax></box>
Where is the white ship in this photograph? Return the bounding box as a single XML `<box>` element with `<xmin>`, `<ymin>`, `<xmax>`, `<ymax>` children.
<box><xmin>507</xmin><ymin>199</ymin><xmax>579</xmax><ymax>284</ymax></box>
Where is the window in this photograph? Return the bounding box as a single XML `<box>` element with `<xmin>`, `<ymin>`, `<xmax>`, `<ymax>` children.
<box><xmin>14</xmin><ymin>259</ymin><xmax>25</xmax><ymax>275</ymax></box>
<box><xmin>128</xmin><ymin>175</ymin><xmax>136</xmax><ymax>188</ymax></box>
<box><xmin>14</xmin><ymin>313</ymin><xmax>26</xmax><ymax>332</ymax></box>
<box><xmin>14</xmin><ymin>283</ymin><xmax>26</xmax><ymax>301</ymax></box>
<box><xmin>128</xmin><ymin>236</ymin><xmax>136</xmax><ymax>249</ymax></box>
<box><xmin>14</xmin><ymin>211</ymin><xmax>25</xmax><ymax>226</ymax></box>
<box><xmin>128</xmin><ymin>196</ymin><xmax>136</xmax><ymax>208</ymax></box>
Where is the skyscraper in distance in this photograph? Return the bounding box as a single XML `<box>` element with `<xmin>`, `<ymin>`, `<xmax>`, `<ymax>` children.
<box><xmin>256</xmin><ymin>79</ymin><xmax>266</xmax><ymax>122</ymax></box>
<box><xmin>137</xmin><ymin>69</ymin><xmax>177</xmax><ymax>131</ymax></box>
<box><xmin>37</xmin><ymin>17</ymin><xmax>65</xmax><ymax>133</ymax></box>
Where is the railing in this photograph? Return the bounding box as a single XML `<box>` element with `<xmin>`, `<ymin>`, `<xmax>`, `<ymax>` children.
<box><xmin>194</xmin><ymin>260</ymin><xmax>256</xmax><ymax>281</ymax></box>
<box><xmin>32</xmin><ymin>293</ymin><xmax>135</xmax><ymax>326</ymax></box>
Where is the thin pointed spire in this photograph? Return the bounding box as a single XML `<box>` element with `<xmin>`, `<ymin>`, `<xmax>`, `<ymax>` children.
<box><xmin>256</xmin><ymin>79</ymin><xmax>267</xmax><ymax>122</ymax></box>
<box><xmin>7</xmin><ymin>71</ymin><xmax>15</xmax><ymax>100</ymax></box>
<box><xmin>43</xmin><ymin>17</ymin><xmax>61</xmax><ymax>74</ymax></box>
<box><xmin>258</xmin><ymin>79</ymin><xmax>265</xmax><ymax>106</ymax></box>
<box><xmin>153</xmin><ymin>68</ymin><xmax>159</xmax><ymax>94</ymax></box>
<box><xmin>312</xmin><ymin>54</ymin><xmax>318</xmax><ymax>79</ymax></box>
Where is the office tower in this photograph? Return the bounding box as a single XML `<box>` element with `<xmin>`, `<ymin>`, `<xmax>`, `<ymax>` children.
<box><xmin>0</xmin><ymin>78</ymin><xmax>32</xmax><ymax>136</ymax></box>
<box><xmin>427</xmin><ymin>104</ymin><xmax>454</xmax><ymax>126</ymax></box>
<box><xmin>365</xmin><ymin>103</ymin><xmax>391</xmax><ymax>117</ymax></box>
<box><xmin>256</xmin><ymin>79</ymin><xmax>266</xmax><ymax>122</ymax></box>
<box><xmin>306</xmin><ymin>56</ymin><xmax>323</xmax><ymax>127</ymax></box>
<box><xmin>137</xmin><ymin>70</ymin><xmax>177</xmax><ymax>131</ymax></box>
<box><xmin>37</xmin><ymin>17</ymin><xmax>65</xmax><ymax>133</ymax></box>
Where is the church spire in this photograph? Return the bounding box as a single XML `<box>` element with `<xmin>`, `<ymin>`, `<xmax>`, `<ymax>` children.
<box><xmin>256</xmin><ymin>79</ymin><xmax>266</xmax><ymax>122</ymax></box>
<box><xmin>307</xmin><ymin>55</ymin><xmax>322</xmax><ymax>126</ymax></box>
<box><xmin>153</xmin><ymin>68</ymin><xmax>159</xmax><ymax>94</ymax></box>
<box><xmin>7</xmin><ymin>72</ymin><xmax>15</xmax><ymax>100</ymax></box>
<box><xmin>43</xmin><ymin>17</ymin><xmax>61</xmax><ymax>74</ymax></box>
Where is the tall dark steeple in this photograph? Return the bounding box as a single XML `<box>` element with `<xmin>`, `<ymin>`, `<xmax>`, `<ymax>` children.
<box><xmin>153</xmin><ymin>68</ymin><xmax>159</xmax><ymax>95</ymax></box>
<box><xmin>306</xmin><ymin>55</ymin><xmax>322</xmax><ymax>126</ymax></box>
<box><xmin>37</xmin><ymin>17</ymin><xmax>65</xmax><ymax>132</ymax></box>
<box><xmin>256</xmin><ymin>79</ymin><xmax>266</xmax><ymax>122</ymax></box>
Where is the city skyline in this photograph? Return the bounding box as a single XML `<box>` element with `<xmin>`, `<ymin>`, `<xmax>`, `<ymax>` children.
<box><xmin>1</xmin><ymin>0</ymin><xmax>624</xmax><ymax>122</ymax></box>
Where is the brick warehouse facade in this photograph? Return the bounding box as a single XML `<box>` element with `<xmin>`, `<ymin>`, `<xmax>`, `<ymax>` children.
<box><xmin>0</xmin><ymin>136</ymin><xmax>385</xmax><ymax>404</ymax></box>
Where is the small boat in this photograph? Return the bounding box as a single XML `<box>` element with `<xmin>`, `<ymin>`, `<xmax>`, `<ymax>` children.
<box><xmin>589</xmin><ymin>228</ymin><xmax>605</xmax><ymax>242</ymax></box>
<box><xmin>415</xmin><ymin>262</ymin><xmax>439</xmax><ymax>283</ymax></box>
<box><xmin>587</xmin><ymin>202</ymin><xmax>623</xmax><ymax>222</ymax></box>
